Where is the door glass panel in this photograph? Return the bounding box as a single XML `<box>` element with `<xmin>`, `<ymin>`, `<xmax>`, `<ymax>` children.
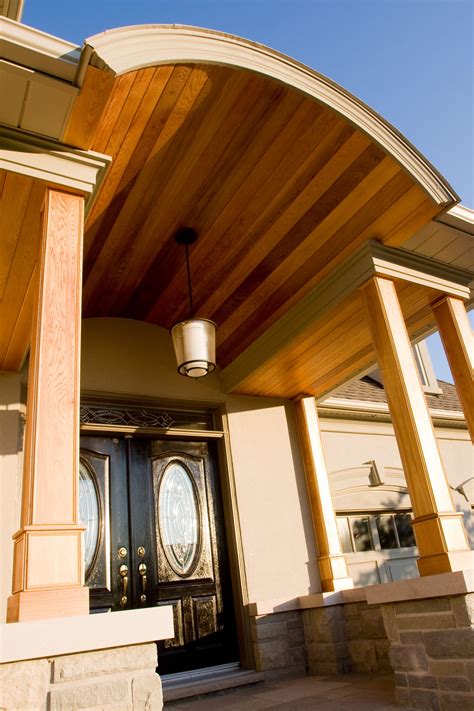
<box><xmin>79</xmin><ymin>460</ymin><xmax>101</xmax><ymax>576</ymax></box>
<box><xmin>336</xmin><ymin>517</ymin><xmax>353</xmax><ymax>553</ymax></box>
<box><xmin>158</xmin><ymin>461</ymin><xmax>200</xmax><ymax>576</ymax></box>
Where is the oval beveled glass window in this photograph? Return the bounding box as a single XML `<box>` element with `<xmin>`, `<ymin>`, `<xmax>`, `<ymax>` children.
<box><xmin>159</xmin><ymin>461</ymin><xmax>200</xmax><ymax>576</ymax></box>
<box><xmin>79</xmin><ymin>460</ymin><xmax>101</xmax><ymax>576</ymax></box>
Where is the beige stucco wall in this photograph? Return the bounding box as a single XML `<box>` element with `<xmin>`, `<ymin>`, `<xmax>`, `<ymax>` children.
<box><xmin>81</xmin><ymin>318</ymin><xmax>318</xmax><ymax>607</ymax></box>
<box><xmin>319</xmin><ymin>415</ymin><xmax>474</xmax><ymax>542</ymax></box>
<box><xmin>0</xmin><ymin>373</ymin><xmax>24</xmax><ymax>622</ymax></box>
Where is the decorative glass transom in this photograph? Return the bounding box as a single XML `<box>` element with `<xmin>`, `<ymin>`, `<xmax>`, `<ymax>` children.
<box><xmin>79</xmin><ymin>461</ymin><xmax>100</xmax><ymax>576</ymax></box>
<box><xmin>159</xmin><ymin>462</ymin><xmax>200</xmax><ymax>576</ymax></box>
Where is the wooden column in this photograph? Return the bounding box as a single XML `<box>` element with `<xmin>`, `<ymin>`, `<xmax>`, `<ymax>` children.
<box><xmin>295</xmin><ymin>397</ymin><xmax>354</xmax><ymax>592</ymax></box>
<box><xmin>432</xmin><ymin>296</ymin><xmax>474</xmax><ymax>442</ymax></box>
<box><xmin>361</xmin><ymin>276</ymin><xmax>474</xmax><ymax>577</ymax></box>
<box><xmin>7</xmin><ymin>189</ymin><xmax>88</xmax><ymax>622</ymax></box>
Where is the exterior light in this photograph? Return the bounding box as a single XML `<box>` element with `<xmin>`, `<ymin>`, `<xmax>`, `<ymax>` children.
<box><xmin>171</xmin><ymin>228</ymin><xmax>217</xmax><ymax>378</ymax></box>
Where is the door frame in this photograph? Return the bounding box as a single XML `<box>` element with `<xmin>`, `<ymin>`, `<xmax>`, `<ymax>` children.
<box><xmin>80</xmin><ymin>391</ymin><xmax>254</xmax><ymax>670</ymax></box>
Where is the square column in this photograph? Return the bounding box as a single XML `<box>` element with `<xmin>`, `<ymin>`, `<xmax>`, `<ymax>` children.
<box><xmin>295</xmin><ymin>397</ymin><xmax>354</xmax><ymax>592</ymax></box>
<box><xmin>432</xmin><ymin>296</ymin><xmax>474</xmax><ymax>442</ymax></box>
<box><xmin>7</xmin><ymin>188</ymin><xmax>88</xmax><ymax>622</ymax></box>
<box><xmin>361</xmin><ymin>276</ymin><xmax>474</xmax><ymax>577</ymax></box>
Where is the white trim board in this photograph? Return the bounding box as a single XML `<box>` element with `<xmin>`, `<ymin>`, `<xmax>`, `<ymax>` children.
<box><xmin>0</xmin><ymin>605</ymin><xmax>174</xmax><ymax>663</ymax></box>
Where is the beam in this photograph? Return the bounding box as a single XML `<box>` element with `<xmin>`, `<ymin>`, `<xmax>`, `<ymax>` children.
<box><xmin>361</xmin><ymin>276</ymin><xmax>474</xmax><ymax>577</ymax></box>
<box><xmin>7</xmin><ymin>188</ymin><xmax>88</xmax><ymax>622</ymax></box>
<box><xmin>432</xmin><ymin>296</ymin><xmax>474</xmax><ymax>441</ymax></box>
<box><xmin>294</xmin><ymin>397</ymin><xmax>354</xmax><ymax>592</ymax></box>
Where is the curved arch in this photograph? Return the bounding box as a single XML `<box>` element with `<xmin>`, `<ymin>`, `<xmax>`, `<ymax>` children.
<box><xmin>81</xmin><ymin>24</ymin><xmax>457</xmax><ymax>206</ymax></box>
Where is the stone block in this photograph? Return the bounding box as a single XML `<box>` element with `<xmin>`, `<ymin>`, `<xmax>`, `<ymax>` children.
<box><xmin>348</xmin><ymin>640</ymin><xmax>377</xmax><ymax>672</ymax></box>
<box><xmin>255</xmin><ymin>620</ymin><xmax>288</xmax><ymax>640</ymax></box>
<box><xmin>451</xmin><ymin>596</ymin><xmax>474</xmax><ymax>628</ymax></box>
<box><xmin>345</xmin><ymin>616</ymin><xmax>364</xmax><ymax>640</ymax></box>
<box><xmin>381</xmin><ymin>605</ymin><xmax>400</xmax><ymax>642</ymax></box>
<box><xmin>360</xmin><ymin>608</ymin><xmax>385</xmax><ymax>639</ymax></box>
<box><xmin>400</xmin><ymin>631</ymin><xmax>424</xmax><ymax>646</ymax></box>
<box><xmin>424</xmin><ymin>629</ymin><xmax>474</xmax><ymax>660</ymax></box>
<box><xmin>288</xmin><ymin>646</ymin><xmax>307</xmax><ymax>670</ymax></box>
<box><xmin>389</xmin><ymin>643</ymin><xmax>429</xmax><ymax>672</ymax></box>
<box><xmin>465</xmin><ymin>660</ymin><xmax>474</xmax><ymax>687</ymax></box>
<box><xmin>257</xmin><ymin>638</ymin><xmax>290</xmax><ymax>671</ymax></box>
<box><xmin>394</xmin><ymin>671</ymin><xmax>408</xmax><ymax>687</ymax></box>
<box><xmin>408</xmin><ymin>688</ymin><xmax>441</xmax><ymax>710</ymax></box>
<box><xmin>0</xmin><ymin>658</ymin><xmax>50</xmax><ymax>711</ymax></box>
<box><xmin>395</xmin><ymin>598</ymin><xmax>451</xmax><ymax>615</ymax></box>
<box><xmin>343</xmin><ymin>602</ymin><xmax>360</xmax><ymax>618</ymax></box>
<box><xmin>395</xmin><ymin>687</ymin><xmax>410</xmax><ymax>706</ymax></box>
<box><xmin>375</xmin><ymin>638</ymin><xmax>391</xmax><ymax>660</ymax></box>
<box><xmin>53</xmin><ymin>644</ymin><xmax>157</xmax><ymax>682</ymax></box>
<box><xmin>398</xmin><ymin>613</ymin><xmax>455</xmax><ymax>631</ymax></box>
<box><xmin>439</xmin><ymin>691</ymin><xmax>474</xmax><ymax>711</ymax></box>
<box><xmin>287</xmin><ymin>618</ymin><xmax>303</xmax><ymax>630</ymax></box>
<box><xmin>49</xmin><ymin>678</ymin><xmax>130</xmax><ymax>710</ymax></box>
<box><xmin>131</xmin><ymin>673</ymin><xmax>163</xmax><ymax>710</ymax></box>
<box><xmin>438</xmin><ymin>677</ymin><xmax>471</xmax><ymax>692</ymax></box>
<box><xmin>407</xmin><ymin>673</ymin><xmax>438</xmax><ymax>689</ymax></box>
<box><xmin>430</xmin><ymin>660</ymin><xmax>466</xmax><ymax>677</ymax></box>
<box><xmin>288</xmin><ymin>626</ymin><xmax>305</xmax><ymax>647</ymax></box>
<box><xmin>310</xmin><ymin>608</ymin><xmax>345</xmax><ymax>644</ymax></box>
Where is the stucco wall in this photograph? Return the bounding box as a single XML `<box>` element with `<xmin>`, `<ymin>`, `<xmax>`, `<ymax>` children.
<box><xmin>0</xmin><ymin>373</ymin><xmax>24</xmax><ymax>622</ymax></box>
<box><xmin>81</xmin><ymin>318</ymin><xmax>318</xmax><ymax>608</ymax></box>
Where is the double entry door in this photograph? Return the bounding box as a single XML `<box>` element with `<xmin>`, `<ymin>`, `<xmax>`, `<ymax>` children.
<box><xmin>79</xmin><ymin>434</ymin><xmax>238</xmax><ymax>674</ymax></box>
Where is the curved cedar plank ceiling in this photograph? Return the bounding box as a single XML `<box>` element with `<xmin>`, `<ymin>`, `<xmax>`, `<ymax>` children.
<box><xmin>78</xmin><ymin>64</ymin><xmax>442</xmax><ymax>370</ymax></box>
<box><xmin>59</xmin><ymin>26</ymin><xmax>459</xmax><ymax>395</ymax></box>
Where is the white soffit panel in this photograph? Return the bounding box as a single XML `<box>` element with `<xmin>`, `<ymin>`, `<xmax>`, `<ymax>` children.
<box><xmin>0</xmin><ymin>60</ymin><xmax>78</xmax><ymax>139</ymax></box>
<box><xmin>404</xmin><ymin>206</ymin><xmax>474</xmax><ymax>272</ymax></box>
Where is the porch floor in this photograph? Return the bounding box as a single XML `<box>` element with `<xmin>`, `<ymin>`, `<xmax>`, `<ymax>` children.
<box><xmin>164</xmin><ymin>672</ymin><xmax>405</xmax><ymax>710</ymax></box>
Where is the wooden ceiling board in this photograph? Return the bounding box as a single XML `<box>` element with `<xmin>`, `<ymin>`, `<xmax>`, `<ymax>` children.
<box><xmin>105</xmin><ymin>74</ymin><xmax>304</xmax><ymax>317</ymax></box>
<box><xmin>63</xmin><ymin>65</ymin><xmax>116</xmax><ymax>149</ymax></box>
<box><xmin>231</xmin><ymin>280</ymin><xmax>438</xmax><ymax>400</ymax></box>
<box><xmin>144</xmin><ymin>111</ymin><xmax>352</xmax><ymax>326</ymax></box>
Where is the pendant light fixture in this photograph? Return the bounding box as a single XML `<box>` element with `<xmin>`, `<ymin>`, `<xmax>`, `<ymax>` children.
<box><xmin>171</xmin><ymin>228</ymin><xmax>217</xmax><ymax>378</ymax></box>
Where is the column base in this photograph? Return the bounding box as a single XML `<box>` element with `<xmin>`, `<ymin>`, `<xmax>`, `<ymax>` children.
<box><xmin>7</xmin><ymin>586</ymin><xmax>89</xmax><ymax>622</ymax></box>
<box><xmin>318</xmin><ymin>554</ymin><xmax>354</xmax><ymax>592</ymax></box>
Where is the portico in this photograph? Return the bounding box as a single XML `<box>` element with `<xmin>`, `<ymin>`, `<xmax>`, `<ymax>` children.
<box><xmin>1</xmin><ymin>16</ymin><xmax>473</xmax><ymax>711</ymax></box>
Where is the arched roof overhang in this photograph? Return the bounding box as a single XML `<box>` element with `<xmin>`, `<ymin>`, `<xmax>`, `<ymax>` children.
<box><xmin>2</xmin><ymin>25</ymin><xmax>467</xmax><ymax>397</ymax></box>
<box><xmin>72</xmin><ymin>24</ymin><xmax>456</xmax><ymax>206</ymax></box>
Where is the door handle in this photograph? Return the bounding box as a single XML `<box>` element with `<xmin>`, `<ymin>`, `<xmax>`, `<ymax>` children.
<box><xmin>119</xmin><ymin>564</ymin><xmax>128</xmax><ymax>605</ymax></box>
<box><xmin>138</xmin><ymin>562</ymin><xmax>147</xmax><ymax>602</ymax></box>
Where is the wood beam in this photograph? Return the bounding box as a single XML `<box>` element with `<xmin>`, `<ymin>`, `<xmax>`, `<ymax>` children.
<box><xmin>294</xmin><ymin>397</ymin><xmax>354</xmax><ymax>592</ymax></box>
<box><xmin>361</xmin><ymin>276</ymin><xmax>474</xmax><ymax>577</ymax></box>
<box><xmin>432</xmin><ymin>296</ymin><xmax>474</xmax><ymax>442</ymax></box>
<box><xmin>7</xmin><ymin>188</ymin><xmax>89</xmax><ymax>622</ymax></box>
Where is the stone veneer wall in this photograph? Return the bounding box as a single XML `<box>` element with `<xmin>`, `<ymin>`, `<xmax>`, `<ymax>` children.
<box><xmin>382</xmin><ymin>593</ymin><xmax>474</xmax><ymax>710</ymax></box>
<box><xmin>250</xmin><ymin>610</ymin><xmax>307</xmax><ymax>677</ymax></box>
<box><xmin>0</xmin><ymin>643</ymin><xmax>162</xmax><ymax>711</ymax></box>
<box><xmin>302</xmin><ymin>600</ymin><xmax>391</xmax><ymax>676</ymax></box>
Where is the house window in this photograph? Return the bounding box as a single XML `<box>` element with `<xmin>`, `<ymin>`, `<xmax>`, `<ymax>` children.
<box><xmin>337</xmin><ymin>512</ymin><xmax>416</xmax><ymax>553</ymax></box>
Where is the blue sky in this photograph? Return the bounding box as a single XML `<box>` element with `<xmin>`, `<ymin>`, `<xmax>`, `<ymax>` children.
<box><xmin>23</xmin><ymin>0</ymin><xmax>473</xmax><ymax>381</ymax></box>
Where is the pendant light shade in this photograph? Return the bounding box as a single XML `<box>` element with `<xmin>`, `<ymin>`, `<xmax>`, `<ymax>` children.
<box><xmin>171</xmin><ymin>318</ymin><xmax>217</xmax><ymax>378</ymax></box>
<box><xmin>170</xmin><ymin>228</ymin><xmax>217</xmax><ymax>378</ymax></box>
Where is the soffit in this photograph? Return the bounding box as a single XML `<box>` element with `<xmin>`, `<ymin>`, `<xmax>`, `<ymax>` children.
<box><xmin>67</xmin><ymin>61</ymin><xmax>451</xmax><ymax>375</ymax></box>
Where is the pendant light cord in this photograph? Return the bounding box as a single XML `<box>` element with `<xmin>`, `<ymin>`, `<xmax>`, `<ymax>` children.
<box><xmin>185</xmin><ymin>243</ymin><xmax>194</xmax><ymax>318</ymax></box>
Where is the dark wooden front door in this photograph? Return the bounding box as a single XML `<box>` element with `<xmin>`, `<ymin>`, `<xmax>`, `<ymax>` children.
<box><xmin>79</xmin><ymin>435</ymin><xmax>238</xmax><ymax>674</ymax></box>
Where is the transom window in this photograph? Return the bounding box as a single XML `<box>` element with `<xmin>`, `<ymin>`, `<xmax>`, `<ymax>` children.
<box><xmin>337</xmin><ymin>512</ymin><xmax>416</xmax><ymax>554</ymax></box>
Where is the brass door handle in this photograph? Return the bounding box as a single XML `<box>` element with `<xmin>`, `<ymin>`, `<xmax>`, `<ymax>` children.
<box><xmin>138</xmin><ymin>562</ymin><xmax>147</xmax><ymax>602</ymax></box>
<box><xmin>119</xmin><ymin>564</ymin><xmax>128</xmax><ymax>605</ymax></box>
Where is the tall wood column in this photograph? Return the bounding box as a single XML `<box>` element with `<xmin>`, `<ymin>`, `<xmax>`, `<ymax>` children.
<box><xmin>295</xmin><ymin>397</ymin><xmax>354</xmax><ymax>592</ymax></box>
<box><xmin>432</xmin><ymin>296</ymin><xmax>474</xmax><ymax>442</ymax></box>
<box><xmin>7</xmin><ymin>188</ymin><xmax>89</xmax><ymax>622</ymax></box>
<box><xmin>361</xmin><ymin>276</ymin><xmax>474</xmax><ymax>577</ymax></box>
